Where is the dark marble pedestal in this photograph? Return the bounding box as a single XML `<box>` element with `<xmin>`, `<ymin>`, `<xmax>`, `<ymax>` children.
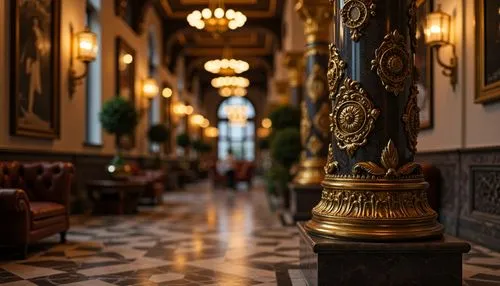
<box><xmin>298</xmin><ymin>222</ymin><xmax>471</xmax><ymax>286</ymax></box>
<box><xmin>288</xmin><ymin>183</ymin><xmax>322</xmax><ymax>222</ymax></box>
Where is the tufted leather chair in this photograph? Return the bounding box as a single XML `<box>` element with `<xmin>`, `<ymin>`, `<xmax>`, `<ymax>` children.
<box><xmin>0</xmin><ymin>161</ymin><xmax>74</xmax><ymax>257</ymax></box>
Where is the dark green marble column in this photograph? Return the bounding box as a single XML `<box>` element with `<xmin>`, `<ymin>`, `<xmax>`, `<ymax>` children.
<box><xmin>292</xmin><ymin>0</ymin><xmax>332</xmax><ymax>186</ymax></box>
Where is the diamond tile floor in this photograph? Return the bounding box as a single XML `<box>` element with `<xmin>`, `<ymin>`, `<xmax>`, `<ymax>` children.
<box><xmin>0</xmin><ymin>180</ymin><xmax>499</xmax><ymax>285</ymax></box>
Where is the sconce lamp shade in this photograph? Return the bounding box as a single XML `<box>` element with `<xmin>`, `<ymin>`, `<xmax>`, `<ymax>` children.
<box><xmin>261</xmin><ymin>118</ymin><xmax>272</xmax><ymax>129</ymax></box>
<box><xmin>205</xmin><ymin>127</ymin><xmax>219</xmax><ymax>138</ymax></box>
<box><xmin>424</xmin><ymin>5</ymin><xmax>451</xmax><ymax>47</ymax></box>
<box><xmin>143</xmin><ymin>78</ymin><xmax>159</xmax><ymax>99</ymax></box>
<box><xmin>190</xmin><ymin>114</ymin><xmax>205</xmax><ymax>126</ymax></box>
<box><xmin>162</xmin><ymin>87</ymin><xmax>173</xmax><ymax>98</ymax></box>
<box><xmin>173</xmin><ymin>103</ymin><xmax>186</xmax><ymax>116</ymax></box>
<box><xmin>76</xmin><ymin>28</ymin><xmax>98</xmax><ymax>62</ymax></box>
<box><xmin>185</xmin><ymin>105</ymin><xmax>194</xmax><ymax>115</ymax></box>
<box><xmin>201</xmin><ymin>118</ymin><xmax>210</xmax><ymax>128</ymax></box>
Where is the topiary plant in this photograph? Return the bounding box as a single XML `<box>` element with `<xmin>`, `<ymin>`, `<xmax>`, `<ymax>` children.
<box><xmin>99</xmin><ymin>96</ymin><xmax>139</xmax><ymax>138</ymax></box>
<box><xmin>259</xmin><ymin>137</ymin><xmax>270</xmax><ymax>150</ymax></box>
<box><xmin>176</xmin><ymin>133</ymin><xmax>191</xmax><ymax>149</ymax></box>
<box><xmin>193</xmin><ymin>139</ymin><xmax>212</xmax><ymax>154</ymax></box>
<box><xmin>148</xmin><ymin>124</ymin><xmax>169</xmax><ymax>144</ymax></box>
<box><xmin>268</xmin><ymin>105</ymin><xmax>301</xmax><ymax>132</ymax></box>
<box><xmin>271</xmin><ymin>127</ymin><xmax>301</xmax><ymax>167</ymax></box>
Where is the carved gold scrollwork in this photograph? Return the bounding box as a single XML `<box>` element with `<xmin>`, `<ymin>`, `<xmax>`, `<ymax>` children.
<box><xmin>324</xmin><ymin>143</ymin><xmax>339</xmax><ymax>175</ymax></box>
<box><xmin>301</xmin><ymin>101</ymin><xmax>311</xmax><ymax>146</ymax></box>
<box><xmin>331</xmin><ymin>78</ymin><xmax>380</xmax><ymax>156</ymax></box>
<box><xmin>340</xmin><ymin>0</ymin><xmax>376</xmax><ymax>41</ymax></box>
<box><xmin>327</xmin><ymin>44</ymin><xmax>346</xmax><ymax>100</ymax></box>
<box><xmin>314</xmin><ymin>103</ymin><xmax>330</xmax><ymax>139</ymax></box>
<box><xmin>402</xmin><ymin>85</ymin><xmax>420</xmax><ymax>153</ymax></box>
<box><xmin>353</xmin><ymin>139</ymin><xmax>421</xmax><ymax>178</ymax></box>
<box><xmin>408</xmin><ymin>0</ymin><xmax>417</xmax><ymax>53</ymax></box>
<box><xmin>306</xmin><ymin>64</ymin><xmax>327</xmax><ymax>103</ymax></box>
<box><xmin>307</xmin><ymin>134</ymin><xmax>323</xmax><ymax>155</ymax></box>
<box><xmin>371</xmin><ymin>30</ymin><xmax>410</xmax><ymax>95</ymax></box>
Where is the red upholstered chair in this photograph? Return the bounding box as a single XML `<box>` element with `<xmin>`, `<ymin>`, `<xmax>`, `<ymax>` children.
<box><xmin>0</xmin><ymin>161</ymin><xmax>74</xmax><ymax>257</ymax></box>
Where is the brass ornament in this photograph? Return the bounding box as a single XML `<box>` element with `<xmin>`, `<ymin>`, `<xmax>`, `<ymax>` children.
<box><xmin>305</xmin><ymin>176</ymin><xmax>443</xmax><ymax>240</ymax></box>
<box><xmin>331</xmin><ymin>78</ymin><xmax>380</xmax><ymax>156</ymax></box>
<box><xmin>340</xmin><ymin>0</ymin><xmax>376</xmax><ymax>41</ymax></box>
<box><xmin>307</xmin><ymin>134</ymin><xmax>324</xmax><ymax>155</ymax></box>
<box><xmin>324</xmin><ymin>143</ymin><xmax>339</xmax><ymax>175</ymax></box>
<box><xmin>402</xmin><ymin>85</ymin><xmax>420</xmax><ymax>153</ymax></box>
<box><xmin>301</xmin><ymin>101</ymin><xmax>311</xmax><ymax>146</ymax></box>
<box><xmin>306</xmin><ymin>64</ymin><xmax>327</xmax><ymax>103</ymax></box>
<box><xmin>408</xmin><ymin>0</ymin><xmax>417</xmax><ymax>53</ymax></box>
<box><xmin>314</xmin><ymin>103</ymin><xmax>331</xmax><ymax>139</ymax></box>
<box><xmin>371</xmin><ymin>30</ymin><xmax>411</xmax><ymax>95</ymax></box>
<box><xmin>295</xmin><ymin>0</ymin><xmax>333</xmax><ymax>44</ymax></box>
<box><xmin>353</xmin><ymin>139</ymin><xmax>421</xmax><ymax>178</ymax></box>
<box><xmin>327</xmin><ymin>44</ymin><xmax>346</xmax><ymax>100</ymax></box>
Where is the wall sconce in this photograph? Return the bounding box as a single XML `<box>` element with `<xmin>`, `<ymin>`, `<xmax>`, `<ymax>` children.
<box><xmin>424</xmin><ymin>4</ymin><xmax>457</xmax><ymax>90</ymax></box>
<box><xmin>201</xmin><ymin>118</ymin><xmax>210</xmax><ymax>128</ymax></box>
<box><xmin>190</xmin><ymin>114</ymin><xmax>205</xmax><ymax>126</ymax></box>
<box><xmin>140</xmin><ymin>78</ymin><xmax>159</xmax><ymax>115</ymax></box>
<box><xmin>162</xmin><ymin>87</ymin><xmax>173</xmax><ymax>98</ymax></box>
<box><xmin>185</xmin><ymin>105</ymin><xmax>194</xmax><ymax>115</ymax></box>
<box><xmin>261</xmin><ymin>118</ymin><xmax>272</xmax><ymax>129</ymax></box>
<box><xmin>68</xmin><ymin>24</ymin><xmax>98</xmax><ymax>97</ymax></box>
<box><xmin>205</xmin><ymin>127</ymin><xmax>219</xmax><ymax>138</ymax></box>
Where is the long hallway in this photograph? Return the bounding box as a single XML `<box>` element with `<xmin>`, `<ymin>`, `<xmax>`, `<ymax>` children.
<box><xmin>1</xmin><ymin>181</ymin><xmax>500</xmax><ymax>286</ymax></box>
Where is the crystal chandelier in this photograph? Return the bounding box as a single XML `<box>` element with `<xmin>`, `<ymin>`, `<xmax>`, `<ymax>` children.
<box><xmin>211</xmin><ymin>76</ymin><xmax>249</xmax><ymax>97</ymax></box>
<box><xmin>205</xmin><ymin>46</ymin><xmax>249</xmax><ymax>75</ymax></box>
<box><xmin>187</xmin><ymin>0</ymin><xmax>247</xmax><ymax>33</ymax></box>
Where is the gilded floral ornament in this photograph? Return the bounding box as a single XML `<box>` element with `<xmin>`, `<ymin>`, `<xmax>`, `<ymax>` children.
<box><xmin>331</xmin><ymin>78</ymin><xmax>380</xmax><ymax>156</ymax></box>
<box><xmin>306</xmin><ymin>64</ymin><xmax>327</xmax><ymax>104</ymax></box>
<box><xmin>327</xmin><ymin>44</ymin><xmax>346</xmax><ymax>100</ymax></box>
<box><xmin>324</xmin><ymin>144</ymin><xmax>338</xmax><ymax>175</ymax></box>
<box><xmin>402</xmin><ymin>85</ymin><xmax>420</xmax><ymax>153</ymax></box>
<box><xmin>371</xmin><ymin>30</ymin><xmax>410</xmax><ymax>95</ymax></box>
<box><xmin>340</xmin><ymin>0</ymin><xmax>376</xmax><ymax>41</ymax></box>
<box><xmin>353</xmin><ymin>139</ymin><xmax>421</xmax><ymax>178</ymax></box>
<box><xmin>307</xmin><ymin>135</ymin><xmax>323</xmax><ymax>155</ymax></box>
<box><xmin>314</xmin><ymin>103</ymin><xmax>331</xmax><ymax>139</ymax></box>
<box><xmin>408</xmin><ymin>0</ymin><xmax>417</xmax><ymax>53</ymax></box>
<box><xmin>301</xmin><ymin>102</ymin><xmax>311</xmax><ymax>146</ymax></box>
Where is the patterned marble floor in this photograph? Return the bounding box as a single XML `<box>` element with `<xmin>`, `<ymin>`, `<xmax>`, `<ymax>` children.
<box><xmin>0</xmin><ymin>180</ymin><xmax>499</xmax><ymax>285</ymax></box>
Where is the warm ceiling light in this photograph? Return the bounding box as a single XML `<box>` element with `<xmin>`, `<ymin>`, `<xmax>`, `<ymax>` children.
<box><xmin>201</xmin><ymin>118</ymin><xmax>210</xmax><ymax>128</ymax></box>
<box><xmin>162</xmin><ymin>87</ymin><xmax>172</xmax><ymax>98</ymax></box>
<box><xmin>218</xmin><ymin>86</ymin><xmax>247</xmax><ymax>97</ymax></box>
<box><xmin>191</xmin><ymin>114</ymin><xmax>205</xmax><ymax>126</ymax></box>
<box><xmin>204</xmin><ymin>58</ymin><xmax>249</xmax><ymax>75</ymax></box>
<box><xmin>187</xmin><ymin>5</ymin><xmax>246</xmax><ymax>33</ymax></box>
<box><xmin>211</xmin><ymin>76</ymin><xmax>249</xmax><ymax>88</ymax></box>
<box><xmin>142</xmin><ymin>78</ymin><xmax>159</xmax><ymax>99</ymax></box>
<box><xmin>205</xmin><ymin>127</ymin><xmax>219</xmax><ymax>138</ymax></box>
<box><xmin>185</xmin><ymin>105</ymin><xmax>194</xmax><ymax>115</ymax></box>
<box><xmin>262</xmin><ymin>118</ymin><xmax>272</xmax><ymax>129</ymax></box>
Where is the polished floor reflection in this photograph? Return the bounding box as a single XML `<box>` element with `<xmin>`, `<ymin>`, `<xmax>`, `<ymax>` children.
<box><xmin>0</xmin><ymin>181</ymin><xmax>499</xmax><ymax>285</ymax></box>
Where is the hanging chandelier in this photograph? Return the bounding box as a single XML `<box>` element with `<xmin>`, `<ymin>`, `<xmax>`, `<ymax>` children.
<box><xmin>186</xmin><ymin>0</ymin><xmax>247</xmax><ymax>33</ymax></box>
<box><xmin>211</xmin><ymin>76</ymin><xmax>249</xmax><ymax>97</ymax></box>
<box><xmin>204</xmin><ymin>46</ymin><xmax>249</xmax><ymax>75</ymax></box>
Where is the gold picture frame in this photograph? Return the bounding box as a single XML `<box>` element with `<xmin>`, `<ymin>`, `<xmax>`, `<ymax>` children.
<box><xmin>475</xmin><ymin>0</ymin><xmax>500</xmax><ymax>104</ymax></box>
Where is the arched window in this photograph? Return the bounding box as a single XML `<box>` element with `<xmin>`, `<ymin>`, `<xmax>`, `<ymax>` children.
<box><xmin>217</xmin><ymin>97</ymin><xmax>255</xmax><ymax>161</ymax></box>
<box><xmin>85</xmin><ymin>0</ymin><xmax>102</xmax><ymax>146</ymax></box>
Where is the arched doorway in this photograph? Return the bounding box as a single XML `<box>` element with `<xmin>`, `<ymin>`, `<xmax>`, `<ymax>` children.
<box><xmin>217</xmin><ymin>97</ymin><xmax>256</xmax><ymax>161</ymax></box>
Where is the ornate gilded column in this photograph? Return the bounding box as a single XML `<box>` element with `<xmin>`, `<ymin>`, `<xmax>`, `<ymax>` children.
<box><xmin>293</xmin><ymin>0</ymin><xmax>332</xmax><ymax>186</ymax></box>
<box><xmin>283</xmin><ymin>52</ymin><xmax>304</xmax><ymax>107</ymax></box>
<box><xmin>305</xmin><ymin>0</ymin><xmax>443</xmax><ymax>240</ymax></box>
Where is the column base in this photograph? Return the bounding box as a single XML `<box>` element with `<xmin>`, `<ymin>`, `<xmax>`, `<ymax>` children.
<box><xmin>298</xmin><ymin>222</ymin><xmax>470</xmax><ymax>286</ymax></box>
<box><xmin>286</xmin><ymin>183</ymin><xmax>322</xmax><ymax>222</ymax></box>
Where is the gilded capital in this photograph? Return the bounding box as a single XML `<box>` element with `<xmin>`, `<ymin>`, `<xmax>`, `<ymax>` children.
<box><xmin>284</xmin><ymin>51</ymin><xmax>305</xmax><ymax>87</ymax></box>
<box><xmin>295</xmin><ymin>0</ymin><xmax>333</xmax><ymax>44</ymax></box>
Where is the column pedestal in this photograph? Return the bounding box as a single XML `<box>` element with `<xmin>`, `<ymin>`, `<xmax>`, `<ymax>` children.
<box><xmin>298</xmin><ymin>223</ymin><xmax>470</xmax><ymax>286</ymax></box>
<box><xmin>286</xmin><ymin>183</ymin><xmax>322</xmax><ymax>222</ymax></box>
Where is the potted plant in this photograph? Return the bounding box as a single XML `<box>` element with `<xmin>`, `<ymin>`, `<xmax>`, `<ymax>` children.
<box><xmin>148</xmin><ymin>124</ymin><xmax>169</xmax><ymax>168</ymax></box>
<box><xmin>176</xmin><ymin>133</ymin><xmax>191</xmax><ymax>156</ymax></box>
<box><xmin>99</xmin><ymin>96</ymin><xmax>138</xmax><ymax>175</ymax></box>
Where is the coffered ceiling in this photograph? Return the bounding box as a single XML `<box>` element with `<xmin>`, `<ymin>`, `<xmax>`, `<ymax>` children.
<box><xmin>150</xmin><ymin>0</ymin><xmax>285</xmax><ymax>97</ymax></box>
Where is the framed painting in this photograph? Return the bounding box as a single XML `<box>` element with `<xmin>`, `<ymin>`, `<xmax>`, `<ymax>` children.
<box><xmin>475</xmin><ymin>0</ymin><xmax>500</xmax><ymax>103</ymax></box>
<box><xmin>415</xmin><ymin>0</ymin><xmax>434</xmax><ymax>129</ymax></box>
<box><xmin>10</xmin><ymin>0</ymin><xmax>61</xmax><ymax>138</ymax></box>
<box><xmin>115</xmin><ymin>37</ymin><xmax>136</xmax><ymax>149</ymax></box>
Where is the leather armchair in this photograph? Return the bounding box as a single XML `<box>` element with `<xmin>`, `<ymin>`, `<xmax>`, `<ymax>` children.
<box><xmin>0</xmin><ymin>161</ymin><xmax>74</xmax><ymax>257</ymax></box>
